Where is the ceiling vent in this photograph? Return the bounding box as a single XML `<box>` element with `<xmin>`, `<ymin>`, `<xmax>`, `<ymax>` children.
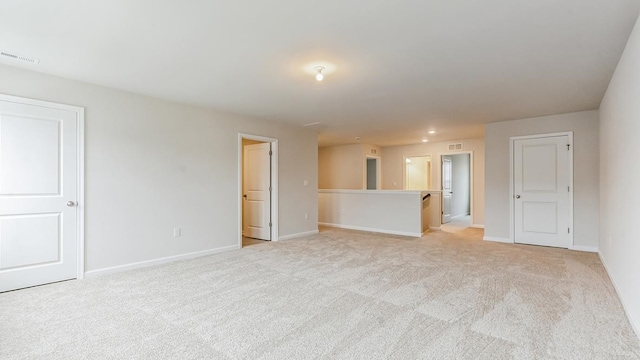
<box><xmin>448</xmin><ymin>143</ymin><xmax>463</xmax><ymax>151</ymax></box>
<box><xmin>0</xmin><ymin>50</ymin><xmax>40</xmax><ymax>64</ymax></box>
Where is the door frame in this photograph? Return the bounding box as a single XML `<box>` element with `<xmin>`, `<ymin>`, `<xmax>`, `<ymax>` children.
<box><xmin>363</xmin><ymin>155</ymin><xmax>381</xmax><ymax>190</ymax></box>
<box><xmin>0</xmin><ymin>94</ymin><xmax>85</xmax><ymax>279</ymax></box>
<box><xmin>509</xmin><ymin>132</ymin><xmax>573</xmax><ymax>246</ymax></box>
<box><xmin>237</xmin><ymin>133</ymin><xmax>278</xmax><ymax>246</ymax></box>
<box><xmin>439</xmin><ymin>151</ymin><xmax>474</xmax><ymax>225</ymax></box>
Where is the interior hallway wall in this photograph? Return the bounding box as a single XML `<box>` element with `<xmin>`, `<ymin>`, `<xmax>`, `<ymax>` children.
<box><xmin>0</xmin><ymin>64</ymin><xmax>318</xmax><ymax>273</ymax></box>
<box><xmin>484</xmin><ymin>110</ymin><xmax>599</xmax><ymax>248</ymax></box>
<box><xmin>450</xmin><ymin>154</ymin><xmax>470</xmax><ymax>218</ymax></box>
<box><xmin>318</xmin><ymin>143</ymin><xmax>381</xmax><ymax>189</ymax></box>
<box><xmin>599</xmin><ymin>14</ymin><xmax>640</xmax><ymax>337</ymax></box>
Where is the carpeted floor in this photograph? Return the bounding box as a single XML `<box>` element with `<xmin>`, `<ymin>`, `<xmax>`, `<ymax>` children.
<box><xmin>1</xmin><ymin>226</ymin><xmax>639</xmax><ymax>359</ymax></box>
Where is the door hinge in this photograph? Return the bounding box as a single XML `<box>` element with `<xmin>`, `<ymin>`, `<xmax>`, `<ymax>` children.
<box><xmin>441</xmin><ymin>211</ymin><xmax>444</xmax><ymax>215</ymax></box>
<box><xmin>269</xmin><ymin>222</ymin><xmax>272</xmax><ymax>227</ymax></box>
<box><xmin>269</xmin><ymin>186</ymin><xmax>272</xmax><ymax>191</ymax></box>
<box><xmin>567</xmin><ymin>144</ymin><xmax>570</xmax><ymax>150</ymax></box>
<box><xmin>568</xmin><ymin>228</ymin><xmax>570</xmax><ymax>234</ymax></box>
<box><xmin>269</xmin><ymin>150</ymin><xmax>273</xmax><ymax>156</ymax></box>
<box><xmin>568</xmin><ymin>186</ymin><xmax>570</xmax><ymax>192</ymax></box>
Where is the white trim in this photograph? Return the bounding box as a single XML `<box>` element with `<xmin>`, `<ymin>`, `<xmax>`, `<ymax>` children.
<box><xmin>470</xmin><ymin>224</ymin><xmax>485</xmax><ymax>229</ymax></box>
<box><xmin>439</xmin><ymin>151</ymin><xmax>474</xmax><ymax>226</ymax></box>
<box><xmin>483</xmin><ymin>236</ymin><xmax>513</xmax><ymax>243</ymax></box>
<box><xmin>509</xmin><ymin>132</ymin><xmax>574</xmax><ymax>247</ymax></box>
<box><xmin>278</xmin><ymin>230</ymin><xmax>319</xmax><ymax>241</ymax></box>
<box><xmin>319</xmin><ymin>222</ymin><xmax>422</xmax><ymax>237</ymax></box>
<box><xmin>238</xmin><ymin>133</ymin><xmax>279</xmax><ymax>246</ymax></box>
<box><xmin>429</xmin><ymin>226</ymin><xmax>441</xmax><ymax>230</ymax></box>
<box><xmin>599</xmin><ymin>252</ymin><xmax>640</xmax><ymax>339</ymax></box>
<box><xmin>85</xmin><ymin>245</ymin><xmax>240</xmax><ymax>278</ymax></box>
<box><xmin>0</xmin><ymin>94</ymin><xmax>86</xmax><ymax>280</ymax></box>
<box><xmin>569</xmin><ymin>245</ymin><xmax>598</xmax><ymax>253</ymax></box>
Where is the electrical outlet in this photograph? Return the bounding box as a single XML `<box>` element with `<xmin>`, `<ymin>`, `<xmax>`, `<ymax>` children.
<box><xmin>173</xmin><ymin>228</ymin><xmax>181</xmax><ymax>237</ymax></box>
<box><xmin>303</xmin><ymin>180</ymin><xmax>309</xmax><ymax>186</ymax></box>
<box><xmin>304</xmin><ymin>213</ymin><xmax>308</xmax><ymax>220</ymax></box>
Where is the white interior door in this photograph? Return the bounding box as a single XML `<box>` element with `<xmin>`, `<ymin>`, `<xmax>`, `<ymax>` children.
<box><xmin>243</xmin><ymin>143</ymin><xmax>271</xmax><ymax>240</ymax></box>
<box><xmin>0</xmin><ymin>98</ymin><xmax>80</xmax><ymax>292</ymax></box>
<box><xmin>442</xmin><ymin>157</ymin><xmax>452</xmax><ymax>223</ymax></box>
<box><xmin>514</xmin><ymin>135</ymin><xmax>570</xmax><ymax>248</ymax></box>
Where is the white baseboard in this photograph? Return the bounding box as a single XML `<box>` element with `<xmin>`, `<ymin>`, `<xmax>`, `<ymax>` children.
<box><xmin>278</xmin><ymin>230</ymin><xmax>319</xmax><ymax>241</ymax></box>
<box><xmin>470</xmin><ymin>224</ymin><xmax>485</xmax><ymax>229</ymax></box>
<box><xmin>569</xmin><ymin>245</ymin><xmax>598</xmax><ymax>253</ymax></box>
<box><xmin>429</xmin><ymin>226</ymin><xmax>441</xmax><ymax>230</ymax></box>
<box><xmin>319</xmin><ymin>222</ymin><xmax>421</xmax><ymax>237</ymax></box>
<box><xmin>483</xmin><ymin>236</ymin><xmax>512</xmax><ymax>243</ymax></box>
<box><xmin>84</xmin><ymin>244</ymin><xmax>240</xmax><ymax>278</ymax></box>
<box><xmin>598</xmin><ymin>252</ymin><xmax>640</xmax><ymax>340</ymax></box>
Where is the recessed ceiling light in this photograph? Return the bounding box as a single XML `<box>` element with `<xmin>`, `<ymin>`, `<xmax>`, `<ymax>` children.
<box><xmin>406</xmin><ymin>158</ymin><xmax>411</xmax><ymax>164</ymax></box>
<box><xmin>422</xmin><ymin>139</ymin><xmax>428</xmax><ymax>143</ymax></box>
<box><xmin>428</xmin><ymin>130</ymin><xmax>436</xmax><ymax>134</ymax></box>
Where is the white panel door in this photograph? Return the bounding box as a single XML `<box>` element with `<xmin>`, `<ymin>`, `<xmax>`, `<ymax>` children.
<box><xmin>442</xmin><ymin>157</ymin><xmax>452</xmax><ymax>224</ymax></box>
<box><xmin>243</xmin><ymin>143</ymin><xmax>271</xmax><ymax>240</ymax></box>
<box><xmin>514</xmin><ymin>136</ymin><xmax>570</xmax><ymax>248</ymax></box>
<box><xmin>0</xmin><ymin>98</ymin><xmax>79</xmax><ymax>292</ymax></box>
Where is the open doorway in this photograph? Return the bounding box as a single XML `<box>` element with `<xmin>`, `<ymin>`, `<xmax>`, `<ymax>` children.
<box><xmin>441</xmin><ymin>153</ymin><xmax>472</xmax><ymax>228</ymax></box>
<box><xmin>238</xmin><ymin>134</ymin><xmax>278</xmax><ymax>248</ymax></box>
<box><xmin>365</xmin><ymin>156</ymin><xmax>381</xmax><ymax>190</ymax></box>
<box><xmin>404</xmin><ymin>155</ymin><xmax>431</xmax><ymax>190</ymax></box>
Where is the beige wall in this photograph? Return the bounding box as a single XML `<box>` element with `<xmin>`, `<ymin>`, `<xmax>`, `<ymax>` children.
<box><xmin>0</xmin><ymin>64</ymin><xmax>318</xmax><ymax>272</ymax></box>
<box><xmin>484</xmin><ymin>111</ymin><xmax>599</xmax><ymax>248</ymax></box>
<box><xmin>599</xmin><ymin>15</ymin><xmax>640</xmax><ymax>336</ymax></box>
<box><xmin>318</xmin><ymin>143</ymin><xmax>381</xmax><ymax>189</ymax></box>
<box><xmin>381</xmin><ymin>138</ymin><xmax>485</xmax><ymax>226</ymax></box>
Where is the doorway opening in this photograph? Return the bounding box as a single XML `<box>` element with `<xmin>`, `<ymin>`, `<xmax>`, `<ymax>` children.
<box><xmin>238</xmin><ymin>133</ymin><xmax>278</xmax><ymax>248</ymax></box>
<box><xmin>365</xmin><ymin>156</ymin><xmax>381</xmax><ymax>190</ymax></box>
<box><xmin>404</xmin><ymin>155</ymin><xmax>432</xmax><ymax>190</ymax></box>
<box><xmin>440</xmin><ymin>152</ymin><xmax>472</xmax><ymax>228</ymax></box>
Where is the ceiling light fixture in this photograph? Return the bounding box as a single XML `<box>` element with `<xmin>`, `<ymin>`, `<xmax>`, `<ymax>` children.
<box><xmin>406</xmin><ymin>158</ymin><xmax>412</xmax><ymax>164</ymax></box>
<box><xmin>428</xmin><ymin>130</ymin><xmax>436</xmax><ymax>134</ymax></box>
<box><xmin>314</xmin><ymin>66</ymin><xmax>325</xmax><ymax>81</ymax></box>
<box><xmin>422</xmin><ymin>139</ymin><xmax>428</xmax><ymax>143</ymax></box>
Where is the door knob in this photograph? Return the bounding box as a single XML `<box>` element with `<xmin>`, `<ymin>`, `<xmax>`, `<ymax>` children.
<box><xmin>243</xmin><ymin>194</ymin><xmax>247</xmax><ymax>198</ymax></box>
<box><xmin>515</xmin><ymin>195</ymin><xmax>521</xmax><ymax>199</ymax></box>
<box><xmin>67</xmin><ymin>201</ymin><xmax>76</xmax><ymax>207</ymax></box>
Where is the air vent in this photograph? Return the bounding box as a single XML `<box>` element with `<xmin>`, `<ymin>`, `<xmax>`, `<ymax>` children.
<box><xmin>448</xmin><ymin>143</ymin><xmax>463</xmax><ymax>151</ymax></box>
<box><xmin>370</xmin><ymin>149</ymin><xmax>377</xmax><ymax>155</ymax></box>
<box><xmin>0</xmin><ymin>50</ymin><xmax>40</xmax><ymax>64</ymax></box>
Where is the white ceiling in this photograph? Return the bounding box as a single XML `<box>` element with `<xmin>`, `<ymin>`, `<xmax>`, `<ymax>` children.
<box><xmin>1</xmin><ymin>1</ymin><xmax>639</xmax><ymax>146</ymax></box>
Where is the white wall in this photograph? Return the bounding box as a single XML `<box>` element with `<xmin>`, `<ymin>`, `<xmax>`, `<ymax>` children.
<box><xmin>599</xmin><ymin>15</ymin><xmax>640</xmax><ymax>337</ymax></box>
<box><xmin>318</xmin><ymin>143</ymin><xmax>381</xmax><ymax>189</ymax></box>
<box><xmin>450</xmin><ymin>154</ymin><xmax>470</xmax><ymax>218</ymax></box>
<box><xmin>0</xmin><ymin>64</ymin><xmax>318</xmax><ymax>272</ymax></box>
<box><xmin>484</xmin><ymin>111</ymin><xmax>599</xmax><ymax>248</ymax></box>
<box><xmin>318</xmin><ymin>190</ymin><xmax>433</xmax><ymax>237</ymax></box>
<box><xmin>381</xmin><ymin>138</ymin><xmax>485</xmax><ymax>226</ymax></box>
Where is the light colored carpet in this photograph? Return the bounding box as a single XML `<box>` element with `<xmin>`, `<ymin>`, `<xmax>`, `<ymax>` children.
<box><xmin>1</xmin><ymin>226</ymin><xmax>639</xmax><ymax>359</ymax></box>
